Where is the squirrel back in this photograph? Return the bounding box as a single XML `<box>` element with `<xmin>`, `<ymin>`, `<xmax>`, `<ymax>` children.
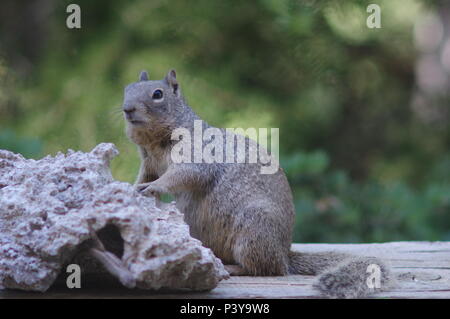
<box><xmin>122</xmin><ymin>69</ymin><xmax>393</xmax><ymax>298</ymax></box>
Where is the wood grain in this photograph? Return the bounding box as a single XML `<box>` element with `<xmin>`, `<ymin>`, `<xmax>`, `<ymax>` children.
<box><xmin>1</xmin><ymin>242</ymin><xmax>449</xmax><ymax>299</ymax></box>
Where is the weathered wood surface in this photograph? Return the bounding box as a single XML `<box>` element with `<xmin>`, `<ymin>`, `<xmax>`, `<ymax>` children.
<box><xmin>1</xmin><ymin>241</ymin><xmax>449</xmax><ymax>299</ymax></box>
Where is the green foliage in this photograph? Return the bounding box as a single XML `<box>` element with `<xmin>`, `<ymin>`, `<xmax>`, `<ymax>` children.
<box><xmin>0</xmin><ymin>129</ymin><xmax>42</xmax><ymax>159</ymax></box>
<box><xmin>284</xmin><ymin>151</ymin><xmax>450</xmax><ymax>242</ymax></box>
<box><xmin>0</xmin><ymin>0</ymin><xmax>448</xmax><ymax>242</ymax></box>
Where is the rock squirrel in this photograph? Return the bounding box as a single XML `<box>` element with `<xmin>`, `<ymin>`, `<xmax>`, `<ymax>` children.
<box><xmin>122</xmin><ymin>69</ymin><xmax>392</xmax><ymax>298</ymax></box>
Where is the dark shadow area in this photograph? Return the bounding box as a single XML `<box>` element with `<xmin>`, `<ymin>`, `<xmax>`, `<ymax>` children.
<box><xmin>96</xmin><ymin>223</ymin><xmax>125</xmax><ymax>259</ymax></box>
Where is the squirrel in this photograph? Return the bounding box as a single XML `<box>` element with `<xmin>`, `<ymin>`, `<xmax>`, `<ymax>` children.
<box><xmin>122</xmin><ymin>69</ymin><xmax>393</xmax><ymax>298</ymax></box>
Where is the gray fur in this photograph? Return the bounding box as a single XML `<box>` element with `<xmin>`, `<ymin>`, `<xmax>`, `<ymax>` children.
<box><xmin>122</xmin><ymin>69</ymin><xmax>392</xmax><ymax>298</ymax></box>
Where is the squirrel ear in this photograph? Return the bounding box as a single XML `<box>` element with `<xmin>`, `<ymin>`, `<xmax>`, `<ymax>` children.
<box><xmin>139</xmin><ymin>70</ymin><xmax>149</xmax><ymax>82</ymax></box>
<box><xmin>165</xmin><ymin>69</ymin><xmax>179</xmax><ymax>96</ymax></box>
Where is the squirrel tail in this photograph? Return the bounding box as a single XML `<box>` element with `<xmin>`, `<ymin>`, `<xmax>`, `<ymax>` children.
<box><xmin>288</xmin><ymin>251</ymin><xmax>393</xmax><ymax>298</ymax></box>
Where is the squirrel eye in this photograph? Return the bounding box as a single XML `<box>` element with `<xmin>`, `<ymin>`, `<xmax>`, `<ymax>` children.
<box><xmin>152</xmin><ymin>89</ymin><xmax>163</xmax><ymax>100</ymax></box>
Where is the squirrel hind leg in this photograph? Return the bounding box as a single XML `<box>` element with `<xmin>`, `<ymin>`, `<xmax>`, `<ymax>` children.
<box><xmin>232</xmin><ymin>233</ymin><xmax>289</xmax><ymax>276</ymax></box>
<box><xmin>313</xmin><ymin>256</ymin><xmax>392</xmax><ymax>299</ymax></box>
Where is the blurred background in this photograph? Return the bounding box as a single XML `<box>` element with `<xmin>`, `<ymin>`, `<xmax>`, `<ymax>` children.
<box><xmin>0</xmin><ymin>0</ymin><xmax>448</xmax><ymax>242</ymax></box>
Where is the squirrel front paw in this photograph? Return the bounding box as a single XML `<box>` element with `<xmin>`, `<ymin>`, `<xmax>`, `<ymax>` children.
<box><xmin>136</xmin><ymin>182</ymin><xmax>168</xmax><ymax>197</ymax></box>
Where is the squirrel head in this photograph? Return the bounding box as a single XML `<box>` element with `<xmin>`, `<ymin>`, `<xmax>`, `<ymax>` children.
<box><xmin>122</xmin><ymin>69</ymin><xmax>182</xmax><ymax>130</ymax></box>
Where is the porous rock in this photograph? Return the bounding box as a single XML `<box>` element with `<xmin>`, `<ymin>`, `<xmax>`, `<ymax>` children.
<box><xmin>0</xmin><ymin>143</ymin><xmax>228</xmax><ymax>292</ymax></box>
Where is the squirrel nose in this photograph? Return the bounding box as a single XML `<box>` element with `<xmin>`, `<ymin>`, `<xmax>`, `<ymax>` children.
<box><xmin>123</xmin><ymin>105</ymin><xmax>136</xmax><ymax>114</ymax></box>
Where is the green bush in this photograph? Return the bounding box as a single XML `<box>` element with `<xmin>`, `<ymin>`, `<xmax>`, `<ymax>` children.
<box><xmin>283</xmin><ymin>151</ymin><xmax>450</xmax><ymax>242</ymax></box>
<box><xmin>0</xmin><ymin>129</ymin><xmax>42</xmax><ymax>159</ymax></box>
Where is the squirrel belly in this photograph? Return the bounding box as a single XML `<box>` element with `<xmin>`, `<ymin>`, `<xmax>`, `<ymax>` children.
<box><xmin>123</xmin><ymin>69</ymin><xmax>393</xmax><ymax>298</ymax></box>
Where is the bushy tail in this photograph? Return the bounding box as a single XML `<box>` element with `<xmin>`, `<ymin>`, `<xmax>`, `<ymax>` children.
<box><xmin>288</xmin><ymin>251</ymin><xmax>393</xmax><ymax>298</ymax></box>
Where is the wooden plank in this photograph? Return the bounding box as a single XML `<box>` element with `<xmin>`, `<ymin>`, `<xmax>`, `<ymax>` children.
<box><xmin>1</xmin><ymin>242</ymin><xmax>449</xmax><ymax>299</ymax></box>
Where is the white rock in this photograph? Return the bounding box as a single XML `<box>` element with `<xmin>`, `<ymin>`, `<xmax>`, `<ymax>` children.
<box><xmin>0</xmin><ymin>143</ymin><xmax>228</xmax><ymax>292</ymax></box>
